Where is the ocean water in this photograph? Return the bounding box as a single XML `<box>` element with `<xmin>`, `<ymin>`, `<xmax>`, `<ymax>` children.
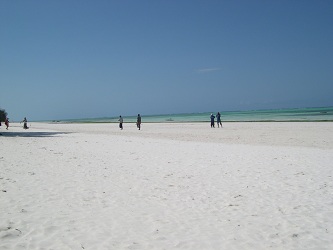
<box><xmin>59</xmin><ymin>107</ymin><xmax>333</xmax><ymax>123</ymax></box>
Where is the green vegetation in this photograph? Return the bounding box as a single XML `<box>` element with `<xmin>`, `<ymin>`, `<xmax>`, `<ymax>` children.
<box><xmin>0</xmin><ymin>108</ymin><xmax>8</xmax><ymax>122</ymax></box>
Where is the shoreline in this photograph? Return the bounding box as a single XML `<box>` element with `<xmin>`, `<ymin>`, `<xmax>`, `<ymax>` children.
<box><xmin>47</xmin><ymin>120</ymin><xmax>333</xmax><ymax>123</ymax></box>
<box><xmin>25</xmin><ymin>106</ymin><xmax>333</xmax><ymax>123</ymax></box>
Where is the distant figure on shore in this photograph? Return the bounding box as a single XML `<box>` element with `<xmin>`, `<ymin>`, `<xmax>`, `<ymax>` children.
<box><xmin>216</xmin><ymin>112</ymin><xmax>222</xmax><ymax>128</ymax></box>
<box><xmin>118</xmin><ymin>116</ymin><xmax>123</xmax><ymax>130</ymax></box>
<box><xmin>210</xmin><ymin>113</ymin><xmax>215</xmax><ymax>128</ymax></box>
<box><xmin>21</xmin><ymin>117</ymin><xmax>29</xmax><ymax>129</ymax></box>
<box><xmin>137</xmin><ymin>114</ymin><xmax>141</xmax><ymax>130</ymax></box>
<box><xmin>5</xmin><ymin>117</ymin><xmax>9</xmax><ymax>130</ymax></box>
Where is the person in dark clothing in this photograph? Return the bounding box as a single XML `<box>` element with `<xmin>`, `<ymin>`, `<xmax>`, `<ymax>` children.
<box><xmin>118</xmin><ymin>116</ymin><xmax>123</xmax><ymax>130</ymax></box>
<box><xmin>216</xmin><ymin>112</ymin><xmax>222</xmax><ymax>128</ymax></box>
<box><xmin>137</xmin><ymin>114</ymin><xmax>141</xmax><ymax>130</ymax></box>
<box><xmin>210</xmin><ymin>113</ymin><xmax>215</xmax><ymax>128</ymax></box>
<box><xmin>21</xmin><ymin>117</ymin><xmax>29</xmax><ymax>129</ymax></box>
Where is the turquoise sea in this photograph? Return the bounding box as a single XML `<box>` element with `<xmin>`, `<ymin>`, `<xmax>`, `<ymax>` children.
<box><xmin>59</xmin><ymin>107</ymin><xmax>333</xmax><ymax>123</ymax></box>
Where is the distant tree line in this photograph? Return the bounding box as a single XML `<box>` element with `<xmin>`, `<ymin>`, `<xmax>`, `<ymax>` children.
<box><xmin>0</xmin><ymin>108</ymin><xmax>8</xmax><ymax>122</ymax></box>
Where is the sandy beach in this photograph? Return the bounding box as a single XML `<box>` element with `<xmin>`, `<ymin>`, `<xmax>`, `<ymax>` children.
<box><xmin>1</xmin><ymin>122</ymin><xmax>333</xmax><ymax>249</ymax></box>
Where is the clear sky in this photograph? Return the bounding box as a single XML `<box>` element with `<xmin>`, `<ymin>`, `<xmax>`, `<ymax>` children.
<box><xmin>1</xmin><ymin>0</ymin><xmax>332</xmax><ymax>121</ymax></box>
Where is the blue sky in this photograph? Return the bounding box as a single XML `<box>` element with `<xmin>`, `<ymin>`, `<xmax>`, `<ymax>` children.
<box><xmin>1</xmin><ymin>0</ymin><xmax>332</xmax><ymax>121</ymax></box>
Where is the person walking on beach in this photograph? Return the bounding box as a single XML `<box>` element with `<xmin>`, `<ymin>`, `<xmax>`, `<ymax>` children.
<box><xmin>216</xmin><ymin>112</ymin><xmax>222</xmax><ymax>128</ymax></box>
<box><xmin>118</xmin><ymin>116</ymin><xmax>123</xmax><ymax>130</ymax></box>
<box><xmin>210</xmin><ymin>113</ymin><xmax>215</xmax><ymax>128</ymax></box>
<box><xmin>5</xmin><ymin>117</ymin><xmax>9</xmax><ymax>130</ymax></box>
<box><xmin>137</xmin><ymin>114</ymin><xmax>141</xmax><ymax>130</ymax></box>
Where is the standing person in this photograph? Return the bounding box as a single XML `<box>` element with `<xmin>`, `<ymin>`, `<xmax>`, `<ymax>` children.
<box><xmin>21</xmin><ymin>117</ymin><xmax>28</xmax><ymax>129</ymax></box>
<box><xmin>118</xmin><ymin>115</ymin><xmax>123</xmax><ymax>130</ymax></box>
<box><xmin>216</xmin><ymin>112</ymin><xmax>222</xmax><ymax>128</ymax></box>
<box><xmin>5</xmin><ymin>117</ymin><xmax>9</xmax><ymax>130</ymax></box>
<box><xmin>136</xmin><ymin>114</ymin><xmax>141</xmax><ymax>130</ymax></box>
<box><xmin>210</xmin><ymin>113</ymin><xmax>215</xmax><ymax>128</ymax></box>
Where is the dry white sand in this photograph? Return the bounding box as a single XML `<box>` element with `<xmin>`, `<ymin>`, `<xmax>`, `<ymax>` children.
<box><xmin>1</xmin><ymin>122</ymin><xmax>333</xmax><ymax>249</ymax></box>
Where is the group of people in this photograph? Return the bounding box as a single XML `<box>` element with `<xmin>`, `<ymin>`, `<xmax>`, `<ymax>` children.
<box><xmin>210</xmin><ymin>112</ymin><xmax>223</xmax><ymax>128</ymax></box>
<box><xmin>118</xmin><ymin>114</ymin><xmax>141</xmax><ymax>130</ymax></box>
<box><xmin>0</xmin><ymin>117</ymin><xmax>29</xmax><ymax>130</ymax></box>
<box><xmin>117</xmin><ymin>113</ymin><xmax>222</xmax><ymax>130</ymax></box>
<box><xmin>2</xmin><ymin>113</ymin><xmax>222</xmax><ymax>132</ymax></box>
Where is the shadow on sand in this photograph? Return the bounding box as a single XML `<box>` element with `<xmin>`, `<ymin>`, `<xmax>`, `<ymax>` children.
<box><xmin>0</xmin><ymin>131</ymin><xmax>71</xmax><ymax>138</ymax></box>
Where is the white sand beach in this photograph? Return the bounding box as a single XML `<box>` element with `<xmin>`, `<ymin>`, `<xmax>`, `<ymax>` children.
<box><xmin>1</xmin><ymin>122</ymin><xmax>333</xmax><ymax>250</ymax></box>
